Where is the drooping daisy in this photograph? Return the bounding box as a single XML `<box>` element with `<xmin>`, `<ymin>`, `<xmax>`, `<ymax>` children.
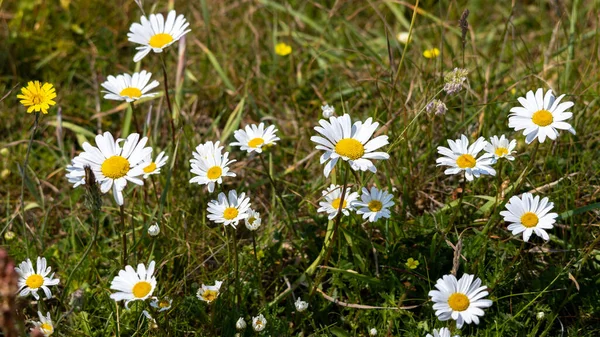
<box><xmin>32</xmin><ymin>311</ymin><xmax>54</xmax><ymax>336</ymax></box>
<box><xmin>207</xmin><ymin>190</ymin><xmax>251</xmax><ymax>228</ymax></box>
<box><xmin>252</xmin><ymin>314</ymin><xmax>267</xmax><ymax>332</ymax></box>
<box><xmin>150</xmin><ymin>297</ymin><xmax>172</xmax><ymax>312</ymax></box>
<box><xmin>15</xmin><ymin>257</ymin><xmax>60</xmax><ymax>300</ymax></box>
<box><xmin>142</xmin><ymin>151</ymin><xmax>168</xmax><ymax>178</ymax></box>
<box><xmin>101</xmin><ymin>70</ymin><xmax>159</xmax><ymax>102</ymax></box>
<box><xmin>65</xmin><ymin>132</ymin><xmax>153</xmax><ymax>205</ymax></box>
<box><xmin>484</xmin><ymin>135</ymin><xmax>516</xmax><ymax>161</ymax></box>
<box><xmin>436</xmin><ymin>135</ymin><xmax>496</xmax><ymax>181</ymax></box>
<box><xmin>236</xmin><ymin>317</ymin><xmax>247</xmax><ymax>330</ymax></box>
<box><xmin>189</xmin><ymin>146</ymin><xmax>236</xmax><ymax>192</ymax></box>
<box><xmin>508</xmin><ymin>88</ymin><xmax>576</xmax><ymax>143</ymax></box>
<box><xmin>354</xmin><ymin>186</ymin><xmax>394</xmax><ymax>222</ymax></box>
<box><xmin>499</xmin><ymin>193</ymin><xmax>558</xmax><ymax>242</ymax></box>
<box><xmin>17</xmin><ymin>81</ymin><xmax>57</xmax><ymax>114</ymax></box>
<box><xmin>128</xmin><ymin>10</ymin><xmax>191</xmax><ymax>62</ymax></box>
<box><xmin>110</xmin><ymin>260</ymin><xmax>157</xmax><ymax>308</ymax></box>
<box><xmin>196</xmin><ymin>281</ymin><xmax>223</xmax><ymax>303</ymax></box>
<box><xmin>295</xmin><ymin>297</ymin><xmax>308</xmax><ymax>312</ymax></box>
<box><xmin>429</xmin><ymin>273</ymin><xmax>492</xmax><ymax>329</ymax></box>
<box><xmin>426</xmin><ymin>327</ymin><xmax>459</xmax><ymax>337</ymax></box>
<box><xmin>230</xmin><ymin>123</ymin><xmax>280</xmax><ymax>154</ymax></box>
<box><xmin>317</xmin><ymin>184</ymin><xmax>359</xmax><ymax>220</ymax></box>
<box><xmin>244</xmin><ymin>209</ymin><xmax>262</xmax><ymax>231</ymax></box>
<box><xmin>311</xmin><ymin>114</ymin><xmax>390</xmax><ymax>177</ymax></box>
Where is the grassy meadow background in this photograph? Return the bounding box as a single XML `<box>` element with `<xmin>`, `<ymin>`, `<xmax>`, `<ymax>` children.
<box><xmin>2</xmin><ymin>0</ymin><xmax>600</xmax><ymax>335</ymax></box>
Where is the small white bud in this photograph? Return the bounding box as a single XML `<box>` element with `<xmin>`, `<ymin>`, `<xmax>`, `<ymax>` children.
<box><xmin>321</xmin><ymin>104</ymin><xmax>335</xmax><ymax>118</ymax></box>
<box><xmin>536</xmin><ymin>311</ymin><xmax>545</xmax><ymax>320</ymax></box>
<box><xmin>295</xmin><ymin>297</ymin><xmax>309</xmax><ymax>312</ymax></box>
<box><xmin>369</xmin><ymin>328</ymin><xmax>378</xmax><ymax>336</ymax></box>
<box><xmin>148</xmin><ymin>224</ymin><xmax>160</xmax><ymax>237</ymax></box>
<box><xmin>236</xmin><ymin>317</ymin><xmax>247</xmax><ymax>330</ymax></box>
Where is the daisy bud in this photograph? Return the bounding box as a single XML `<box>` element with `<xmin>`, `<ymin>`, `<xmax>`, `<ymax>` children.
<box><xmin>369</xmin><ymin>328</ymin><xmax>378</xmax><ymax>336</ymax></box>
<box><xmin>236</xmin><ymin>317</ymin><xmax>247</xmax><ymax>330</ymax></box>
<box><xmin>294</xmin><ymin>297</ymin><xmax>309</xmax><ymax>312</ymax></box>
<box><xmin>321</xmin><ymin>104</ymin><xmax>335</xmax><ymax>118</ymax></box>
<box><xmin>537</xmin><ymin>312</ymin><xmax>545</xmax><ymax>320</ymax></box>
<box><xmin>148</xmin><ymin>224</ymin><xmax>160</xmax><ymax>237</ymax></box>
<box><xmin>3</xmin><ymin>231</ymin><xmax>15</xmax><ymax>241</ymax></box>
<box><xmin>0</xmin><ymin>148</ymin><xmax>8</xmax><ymax>156</ymax></box>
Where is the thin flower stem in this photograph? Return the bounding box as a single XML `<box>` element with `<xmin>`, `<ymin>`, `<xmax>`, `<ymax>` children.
<box><xmin>130</xmin><ymin>102</ymin><xmax>141</xmax><ymax>134</ymax></box>
<box><xmin>160</xmin><ymin>54</ymin><xmax>176</xmax><ymax>145</ymax></box>
<box><xmin>252</xmin><ymin>231</ymin><xmax>266</xmax><ymax>303</ymax></box>
<box><xmin>258</xmin><ymin>153</ymin><xmax>298</xmax><ymax>238</ymax></box>
<box><xmin>230</xmin><ymin>227</ymin><xmax>241</xmax><ymax>309</ymax></box>
<box><xmin>19</xmin><ymin>112</ymin><xmax>40</xmax><ymax>256</ymax></box>
<box><xmin>119</xmin><ymin>205</ymin><xmax>128</xmax><ymax>266</ymax></box>
<box><xmin>309</xmin><ymin>163</ymin><xmax>350</xmax><ymax>298</ymax></box>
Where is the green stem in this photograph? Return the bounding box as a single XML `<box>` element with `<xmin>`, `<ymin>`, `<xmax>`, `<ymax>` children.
<box><xmin>259</xmin><ymin>153</ymin><xmax>298</xmax><ymax>238</ymax></box>
<box><xmin>230</xmin><ymin>227</ymin><xmax>240</xmax><ymax>309</ymax></box>
<box><xmin>19</xmin><ymin>112</ymin><xmax>40</xmax><ymax>256</ymax></box>
<box><xmin>309</xmin><ymin>164</ymin><xmax>350</xmax><ymax>297</ymax></box>
<box><xmin>119</xmin><ymin>205</ymin><xmax>128</xmax><ymax>266</ymax></box>
<box><xmin>160</xmin><ymin>54</ymin><xmax>176</xmax><ymax>145</ymax></box>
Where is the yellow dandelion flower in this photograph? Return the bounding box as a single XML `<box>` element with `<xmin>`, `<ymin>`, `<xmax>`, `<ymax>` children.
<box><xmin>275</xmin><ymin>42</ymin><xmax>292</xmax><ymax>56</ymax></box>
<box><xmin>423</xmin><ymin>48</ymin><xmax>440</xmax><ymax>59</ymax></box>
<box><xmin>405</xmin><ymin>258</ymin><xmax>419</xmax><ymax>269</ymax></box>
<box><xmin>17</xmin><ymin>81</ymin><xmax>57</xmax><ymax>114</ymax></box>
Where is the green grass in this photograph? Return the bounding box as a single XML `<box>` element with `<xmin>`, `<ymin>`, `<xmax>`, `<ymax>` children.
<box><xmin>1</xmin><ymin>0</ymin><xmax>600</xmax><ymax>336</ymax></box>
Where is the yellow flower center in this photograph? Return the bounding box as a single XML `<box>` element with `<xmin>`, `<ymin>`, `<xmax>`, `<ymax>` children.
<box><xmin>31</xmin><ymin>94</ymin><xmax>43</xmax><ymax>104</ymax></box>
<box><xmin>532</xmin><ymin>110</ymin><xmax>553</xmax><ymax>127</ymax></box>
<box><xmin>495</xmin><ymin>147</ymin><xmax>509</xmax><ymax>157</ymax></box>
<box><xmin>223</xmin><ymin>207</ymin><xmax>239</xmax><ymax>220</ymax></box>
<box><xmin>335</xmin><ymin>138</ymin><xmax>365</xmax><ymax>160</ymax></box>
<box><xmin>159</xmin><ymin>300</ymin><xmax>170</xmax><ymax>308</ymax></box>
<box><xmin>448</xmin><ymin>293</ymin><xmax>470</xmax><ymax>311</ymax></box>
<box><xmin>101</xmin><ymin>156</ymin><xmax>130</xmax><ymax>179</ymax></box>
<box><xmin>456</xmin><ymin>154</ymin><xmax>476</xmax><ymax>169</ymax></box>
<box><xmin>132</xmin><ymin>281</ymin><xmax>152</xmax><ymax>299</ymax></box>
<box><xmin>149</xmin><ymin>33</ymin><xmax>174</xmax><ymax>49</ymax></box>
<box><xmin>331</xmin><ymin>198</ymin><xmax>347</xmax><ymax>210</ymax></box>
<box><xmin>248</xmin><ymin>137</ymin><xmax>265</xmax><ymax>148</ymax></box>
<box><xmin>255</xmin><ymin>319</ymin><xmax>263</xmax><ymax>326</ymax></box>
<box><xmin>25</xmin><ymin>274</ymin><xmax>44</xmax><ymax>289</ymax></box>
<box><xmin>207</xmin><ymin>166</ymin><xmax>223</xmax><ymax>179</ymax></box>
<box><xmin>143</xmin><ymin>162</ymin><xmax>157</xmax><ymax>173</ymax></box>
<box><xmin>248</xmin><ymin>216</ymin><xmax>256</xmax><ymax>224</ymax></box>
<box><xmin>520</xmin><ymin>212</ymin><xmax>539</xmax><ymax>228</ymax></box>
<box><xmin>368</xmin><ymin>200</ymin><xmax>383</xmax><ymax>212</ymax></box>
<box><xmin>119</xmin><ymin>87</ymin><xmax>142</xmax><ymax>99</ymax></box>
<box><xmin>201</xmin><ymin>289</ymin><xmax>218</xmax><ymax>302</ymax></box>
<box><xmin>40</xmin><ymin>323</ymin><xmax>53</xmax><ymax>333</ymax></box>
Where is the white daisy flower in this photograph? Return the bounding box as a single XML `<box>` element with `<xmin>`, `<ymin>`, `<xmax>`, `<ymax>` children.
<box><xmin>207</xmin><ymin>190</ymin><xmax>251</xmax><ymax>228</ymax></box>
<box><xmin>499</xmin><ymin>193</ymin><xmax>558</xmax><ymax>242</ymax></box>
<box><xmin>436</xmin><ymin>135</ymin><xmax>496</xmax><ymax>181</ymax></box>
<box><xmin>150</xmin><ymin>297</ymin><xmax>172</xmax><ymax>312</ymax></box>
<box><xmin>428</xmin><ymin>273</ymin><xmax>493</xmax><ymax>329</ymax></box>
<box><xmin>311</xmin><ymin>114</ymin><xmax>390</xmax><ymax>177</ymax></box>
<box><xmin>110</xmin><ymin>260</ymin><xmax>157</xmax><ymax>308</ymax></box>
<box><xmin>426</xmin><ymin>327</ymin><xmax>459</xmax><ymax>337</ymax></box>
<box><xmin>295</xmin><ymin>297</ymin><xmax>309</xmax><ymax>312</ymax></box>
<box><xmin>189</xmin><ymin>146</ymin><xmax>236</xmax><ymax>193</ymax></box>
<box><xmin>509</xmin><ymin>88</ymin><xmax>576</xmax><ymax>144</ymax></box>
<box><xmin>196</xmin><ymin>281</ymin><xmax>223</xmax><ymax>303</ymax></box>
<box><xmin>252</xmin><ymin>314</ymin><xmax>267</xmax><ymax>332</ymax></box>
<box><xmin>354</xmin><ymin>186</ymin><xmax>394</xmax><ymax>222</ymax></box>
<box><xmin>65</xmin><ymin>132</ymin><xmax>153</xmax><ymax>205</ymax></box>
<box><xmin>230</xmin><ymin>123</ymin><xmax>280</xmax><ymax>154</ymax></box>
<box><xmin>32</xmin><ymin>311</ymin><xmax>54</xmax><ymax>336</ymax></box>
<box><xmin>128</xmin><ymin>10</ymin><xmax>191</xmax><ymax>62</ymax></box>
<box><xmin>244</xmin><ymin>209</ymin><xmax>262</xmax><ymax>231</ymax></box>
<box><xmin>190</xmin><ymin>141</ymin><xmax>224</xmax><ymax>163</ymax></box>
<box><xmin>317</xmin><ymin>184</ymin><xmax>359</xmax><ymax>220</ymax></box>
<box><xmin>485</xmin><ymin>135</ymin><xmax>516</xmax><ymax>161</ymax></box>
<box><xmin>236</xmin><ymin>317</ymin><xmax>247</xmax><ymax>330</ymax></box>
<box><xmin>142</xmin><ymin>151</ymin><xmax>168</xmax><ymax>178</ymax></box>
<box><xmin>101</xmin><ymin>70</ymin><xmax>159</xmax><ymax>102</ymax></box>
<box><xmin>15</xmin><ymin>257</ymin><xmax>60</xmax><ymax>300</ymax></box>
